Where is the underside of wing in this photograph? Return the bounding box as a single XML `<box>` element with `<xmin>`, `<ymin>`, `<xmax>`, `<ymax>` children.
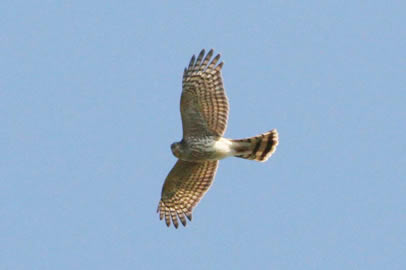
<box><xmin>181</xmin><ymin>49</ymin><xmax>229</xmax><ymax>137</ymax></box>
<box><xmin>157</xmin><ymin>160</ymin><xmax>219</xmax><ymax>228</ymax></box>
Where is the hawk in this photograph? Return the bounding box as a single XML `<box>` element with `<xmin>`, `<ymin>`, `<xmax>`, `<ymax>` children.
<box><xmin>157</xmin><ymin>49</ymin><xmax>279</xmax><ymax>228</ymax></box>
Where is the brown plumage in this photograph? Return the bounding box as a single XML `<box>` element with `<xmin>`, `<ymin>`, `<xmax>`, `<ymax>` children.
<box><xmin>158</xmin><ymin>49</ymin><xmax>279</xmax><ymax>228</ymax></box>
<box><xmin>157</xmin><ymin>160</ymin><xmax>218</xmax><ymax>228</ymax></box>
<box><xmin>233</xmin><ymin>129</ymin><xmax>279</xmax><ymax>162</ymax></box>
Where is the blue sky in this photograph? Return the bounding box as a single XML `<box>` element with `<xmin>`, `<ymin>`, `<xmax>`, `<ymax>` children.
<box><xmin>1</xmin><ymin>1</ymin><xmax>405</xmax><ymax>269</ymax></box>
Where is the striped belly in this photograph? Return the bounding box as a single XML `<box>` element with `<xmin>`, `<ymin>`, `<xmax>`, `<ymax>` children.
<box><xmin>183</xmin><ymin>136</ymin><xmax>233</xmax><ymax>161</ymax></box>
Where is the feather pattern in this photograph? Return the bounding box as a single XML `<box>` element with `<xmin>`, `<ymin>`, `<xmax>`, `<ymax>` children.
<box><xmin>181</xmin><ymin>49</ymin><xmax>229</xmax><ymax>137</ymax></box>
<box><xmin>157</xmin><ymin>160</ymin><xmax>219</xmax><ymax>228</ymax></box>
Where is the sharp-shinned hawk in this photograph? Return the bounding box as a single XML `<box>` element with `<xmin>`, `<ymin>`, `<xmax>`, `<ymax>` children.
<box><xmin>157</xmin><ymin>49</ymin><xmax>279</xmax><ymax>228</ymax></box>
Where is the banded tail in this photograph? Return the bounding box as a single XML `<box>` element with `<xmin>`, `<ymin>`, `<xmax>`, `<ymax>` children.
<box><xmin>232</xmin><ymin>129</ymin><xmax>279</xmax><ymax>162</ymax></box>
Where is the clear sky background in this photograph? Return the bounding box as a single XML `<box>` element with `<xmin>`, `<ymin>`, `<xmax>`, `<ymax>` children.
<box><xmin>1</xmin><ymin>1</ymin><xmax>405</xmax><ymax>269</ymax></box>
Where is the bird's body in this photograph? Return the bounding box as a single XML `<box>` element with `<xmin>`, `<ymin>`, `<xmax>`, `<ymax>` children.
<box><xmin>157</xmin><ymin>49</ymin><xmax>279</xmax><ymax>228</ymax></box>
<box><xmin>172</xmin><ymin>136</ymin><xmax>232</xmax><ymax>161</ymax></box>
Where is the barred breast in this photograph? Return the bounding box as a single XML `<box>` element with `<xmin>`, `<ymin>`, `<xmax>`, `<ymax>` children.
<box><xmin>179</xmin><ymin>136</ymin><xmax>233</xmax><ymax>161</ymax></box>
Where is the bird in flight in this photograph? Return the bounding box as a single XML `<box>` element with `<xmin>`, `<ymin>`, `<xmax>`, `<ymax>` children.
<box><xmin>157</xmin><ymin>49</ymin><xmax>279</xmax><ymax>228</ymax></box>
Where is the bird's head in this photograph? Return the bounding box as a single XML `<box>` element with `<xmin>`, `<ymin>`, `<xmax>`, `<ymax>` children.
<box><xmin>170</xmin><ymin>142</ymin><xmax>182</xmax><ymax>158</ymax></box>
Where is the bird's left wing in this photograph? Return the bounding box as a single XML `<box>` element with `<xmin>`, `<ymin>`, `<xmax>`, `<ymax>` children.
<box><xmin>180</xmin><ymin>49</ymin><xmax>229</xmax><ymax>137</ymax></box>
<box><xmin>157</xmin><ymin>160</ymin><xmax>219</xmax><ymax>228</ymax></box>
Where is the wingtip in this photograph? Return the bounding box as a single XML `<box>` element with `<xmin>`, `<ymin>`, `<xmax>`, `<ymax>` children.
<box><xmin>186</xmin><ymin>212</ymin><xmax>192</xmax><ymax>221</ymax></box>
<box><xmin>189</xmin><ymin>55</ymin><xmax>196</xmax><ymax>65</ymax></box>
<box><xmin>216</xmin><ymin>61</ymin><xmax>224</xmax><ymax>70</ymax></box>
<box><xmin>198</xmin><ymin>49</ymin><xmax>205</xmax><ymax>57</ymax></box>
<box><xmin>179</xmin><ymin>213</ymin><xmax>187</xmax><ymax>227</ymax></box>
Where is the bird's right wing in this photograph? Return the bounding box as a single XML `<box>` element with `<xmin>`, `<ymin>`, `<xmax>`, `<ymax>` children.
<box><xmin>157</xmin><ymin>159</ymin><xmax>219</xmax><ymax>228</ymax></box>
